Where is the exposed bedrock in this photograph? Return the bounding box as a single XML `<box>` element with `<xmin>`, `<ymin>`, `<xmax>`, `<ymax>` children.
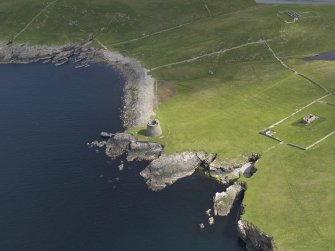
<box><xmin>127</xmin><ymin>141</ymin><xmax>163</xmax><ymax>161</ymax></box>
<box><xmin>105</xmin><ymin>133</ymin><xmax>136</xmax><ymax>158</ymax></box>
<box><xmin>0</xmin><ymin>42</ymin><xmax>61</xmax><ymax>63</ymax></box>
<box><xmin>196</xmin><ymin>152</ymin><xmax>257</xmax><ymax>185</ymax></box>
<box><xmin>105</xmin><ymin>133</ymin><xmax>162</xmax><ymax>161</ymax></box>
<box><xmin>140</xmin><ymin>152</ymin><xmax>201</xmax><ymax>191</ymax></box>
<box><xmin>0</xmin><ymin>41</ymin><xmax>95</xmax><ymax>65</ymax></box>
<box><xmin>238</xmin><ymin>220</ymin><xmax>277</xmax><ymax>251</ymax></box>
<box><xmin>139</xmin><ymin>152</ymin><xmax>256</xmax><ymax>191</ymax></box>
<box><xmin>213</xmin><ymin>182</ymin><xmax>245</xmax><ymax>216</ymax></box>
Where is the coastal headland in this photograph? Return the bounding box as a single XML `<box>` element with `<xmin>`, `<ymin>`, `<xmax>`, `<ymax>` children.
<box><xmin>1</xmin><ymin>0</ymin><xmax>335</xmax><ymax>250</ymax></box>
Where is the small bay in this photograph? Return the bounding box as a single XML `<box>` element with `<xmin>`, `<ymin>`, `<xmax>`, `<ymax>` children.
<box><xmin>0</xmin><ymin>62</ymin><xmax>245</xmax><ymax>251</ymax></box>
<box><xmin>256</xmin><ymin>0</ymin><xmax>335</xmax><ymax>4</ymax></box>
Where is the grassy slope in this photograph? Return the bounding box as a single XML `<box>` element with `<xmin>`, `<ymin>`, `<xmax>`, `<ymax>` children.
<box><xmin>1</xmin><ymin>1</ymin><xmax>335</xmax><ymax>250</ymax></box>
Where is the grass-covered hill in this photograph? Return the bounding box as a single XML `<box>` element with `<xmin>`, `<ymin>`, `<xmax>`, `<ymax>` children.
<box><xmin>2</xmin><ymin>0</ymin><xmax>334</xmax><ymax>250</ymax></box>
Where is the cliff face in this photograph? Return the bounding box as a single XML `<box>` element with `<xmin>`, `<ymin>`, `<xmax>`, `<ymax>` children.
<box><xmin>238</xmin><ymin>219</ymin><xmax>277</xmax><ymax>251</ymax></box>
<box><xmin>213</xmin><ymin>182</ymin><xmax>245</xmax><ymax>216</ymax></box>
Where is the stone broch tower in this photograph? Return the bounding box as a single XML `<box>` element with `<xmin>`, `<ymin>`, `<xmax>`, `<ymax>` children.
<box><xmin>146</xmin><ymin>119</ymin><xmax>162</xmax><ymax>137</ymax></box>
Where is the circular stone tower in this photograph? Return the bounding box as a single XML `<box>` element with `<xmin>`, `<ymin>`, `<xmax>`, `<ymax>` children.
<box><xmin>146</xmin><ymin>119</ymin><xmax>162</xmax><ymax>137</ymax></box>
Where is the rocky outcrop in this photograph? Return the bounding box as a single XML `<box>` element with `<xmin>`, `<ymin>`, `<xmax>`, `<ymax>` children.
<box><xmin>106</xmin><ymin>133</ymin><xmax>136</xmax><ymax>158</ymax></box>
<box><xmin>0</xmin><ymin>40</ymin><xmax>96</xmax><ymax>66</ymax></box>
<box><xmin>232</xmin><ymin>162</ymin><xmax>256</xmax><ymax>179</ymax></box>
<box><xmin>213</xmin><ymin>182</ymin><xmax>245</xmax><ymax>216</ymax></box>
<box><xmin>195</xmin><ymin>152</ymin><xmax>238</xmax><ymax>185</ymax></box>
<box><xmin>105</xmin><ymin>133</ymin><xmax>163</xmax><ymax>161</ymax></box>
<box><xmin>140</xmin><ymin>152</ymin><xmax>201</xmax><ymax>191</ymax></box>
<box><xmin>238</xmin><ymin>219</ymin><xmax>277</xmax><ymax>251</ymax></box>
<box><xmin>0</xmin><ymin>42</ymin><xmax>61</xmax><ymax>64</ymax></box>
<box><xmin>127</xmin><ymin>141</ymin><xmax>163</xmax><ymax>161</ymax></box>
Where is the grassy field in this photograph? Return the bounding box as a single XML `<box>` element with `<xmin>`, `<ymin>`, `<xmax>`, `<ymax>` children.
<box><xmin>272</xmin><ymin>102</ymin><xmax>335</xmax><ymax>148</ymax></box>
<box><xmin>243</xmin><ymin>140</ymin><xmax>335</xmax><ymax>251</ymax></box>
<box><xmin>1</xmin><ymin>0</ymin><xmax>335</xmax><ymax>250</ymax></box>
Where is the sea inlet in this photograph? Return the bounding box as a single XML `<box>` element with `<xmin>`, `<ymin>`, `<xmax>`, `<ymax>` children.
<box><xmin>256</xmin><ymin>0</ymin><xmax>335</xmax><ymax>4</ymax></box>
<box><xmin>0</xmin><ymin>62</ymin><xmax>246</xmax><ymax>251</ymax></box>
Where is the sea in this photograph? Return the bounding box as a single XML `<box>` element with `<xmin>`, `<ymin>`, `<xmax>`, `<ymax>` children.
<box><xmin>0</xmin><ymin>62</ymin><xmax>246</xmax><ymax>251</ymax></box>
<box><xmin>304</xmin><ymin>51</ymin><xmax>335</xmax><ymax>61</ymax></box>
<box><xmin>256</xmin><ymin>0</ymin><xmax>335</xmax><ymax>4</ymax></box>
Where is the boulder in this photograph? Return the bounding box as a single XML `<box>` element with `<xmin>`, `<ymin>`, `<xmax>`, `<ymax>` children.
<box><xmin>140</xmin><ymin>152</ymin><xmax>201</xmax><ymax>191</ymax></box>
<box><xmin>208</xmin><ymin>217</ymin><xmax>215</xmax><ymax>226</ymax></box>
<box><xmin>118</xmin><ymin>163</ymin><xmax>124</xmax><ymax>171</ymax></box>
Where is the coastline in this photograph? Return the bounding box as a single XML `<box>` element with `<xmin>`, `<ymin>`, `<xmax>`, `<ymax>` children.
<box><xmin>0</xmin><ymin>41</ymin><xmax>275</xmax><ymax>251</ymax></box>
<box><xmin>0</xmin><ymin>41</ymin><xmax>155</xmax><ymax>129</ymax></box>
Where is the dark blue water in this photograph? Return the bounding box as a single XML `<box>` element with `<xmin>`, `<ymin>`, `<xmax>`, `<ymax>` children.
<box><xmin>0</xmin><ymin>62</ymin><xmax>245</xmax><ymax>251</ymax></box>
<box><xmin>256</xmin><ymin>0</ymin><xmax>335</xmax><ymax>4</ymax></box>
<box><xmin>304</xmin><ymin>51</ymin><xmax>335</xmax><ymax>61</ymax></box>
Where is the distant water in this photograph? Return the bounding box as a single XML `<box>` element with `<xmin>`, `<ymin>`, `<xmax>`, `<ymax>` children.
<box><xmin>0</xmin><ymin>62</ymin><xmax>246</xmax><ymax>251</ymax></box>
<box><xmin>304</xmin><ymin>51</ymin><xmax>335</xmax><ymax>61</ymax></box>
<box><xmin>256</xmin><ymin>0</ymin><xmax>335</xmax><ymax>4</ymax></box>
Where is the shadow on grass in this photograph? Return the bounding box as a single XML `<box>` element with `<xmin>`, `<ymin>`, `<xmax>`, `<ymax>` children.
<box><xmin>290</xmin><ymin>117</ymin><xmax>326</xmax><ymax>127</ymax></box>
<box><xmin>138</xmin><ymin>129</ymin><xmax>147</xmax><ymax>136</ymax></box>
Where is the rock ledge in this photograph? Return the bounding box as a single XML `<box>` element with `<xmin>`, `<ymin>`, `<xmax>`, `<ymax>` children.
<box><xmin>238</xmin><ymin>219</ymin><xmax>277</xmax><ymax>251</ymax></box>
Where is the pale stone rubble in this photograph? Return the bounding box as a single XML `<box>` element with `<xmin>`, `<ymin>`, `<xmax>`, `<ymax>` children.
<box><xmin>100</xmin><ymin>50</ymin><xmax>155</xmax><ymax>129</ymax></box>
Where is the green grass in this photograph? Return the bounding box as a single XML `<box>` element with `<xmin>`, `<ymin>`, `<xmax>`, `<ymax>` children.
<box><xmin>272</xmin><ymin>102</ymin><xmax>335</xmax><ymax>148</ymax></box>
<box><xmin>243</xmin><ymin>140</ymin><xmax>335</xmax><ymax>251</ymax></box>
<box><xmin>1</xmin><ymin>0</ymin><xmax>335</xmax><ymax>250</ymax></box>
<box><xmin>151</xmin><ymin>49</ymin><xmax>325</xmax><ymax>162</ymax></box>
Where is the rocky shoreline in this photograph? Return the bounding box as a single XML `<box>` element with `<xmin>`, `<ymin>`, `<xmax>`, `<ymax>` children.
<box><xmin>238</xmin><ymin>220</ymin><xmax>277</xmax><ymax>251</ymax></box>
<box><xmin>101</xmin><ymin>134</ymin><xmax>276</xmax><ymax>250</ymax></box>
<box><xmin>0</xmin><ymin>41</ymin><xmax>155</xmax><ymax>129</ymax></box>
<box><xmin>95</xmin><ymin>132</ymin><xmax>276</xmax><ymax>250</ymax></box>
<box><xmin>1</xmin><ymin>41</ymin><xmax>275</xmax><ymax>251</ymax></box>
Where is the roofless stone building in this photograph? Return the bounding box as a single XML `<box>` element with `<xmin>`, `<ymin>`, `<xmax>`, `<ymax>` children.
<box><xmin>303</xmin><ymin>114</ymin><xmax>317</xmax><ymax>125</ymax></box>
<box><xmin>146</xmin><ymin>119</ymin><xmax>162</xmax><ymax>137</ymax></box>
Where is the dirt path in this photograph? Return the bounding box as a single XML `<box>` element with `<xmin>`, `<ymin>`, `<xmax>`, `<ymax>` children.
<box><xmin>95</xmin><ymin>38</ymin><xmax>108</xmax><ymax>50</ymax></box>
<box><xmin>150</xmin><ymin>39</ymin><xmax>267</xmax><ymax>71</ymax></box>
<box><xmin>12</xmin><ymin>0</ymin><xmax>59</xmax><ymax>41</ymax></box>
<box><xmin>111</xmin><ymin>21</ymin><xmax>193</xmax><ymax>46</ymax></box>
<box><xmin>264</xmin><ymin>41</ymin><xmax>330</xmax><ymax>94</ymax></box>
<box><xmin>202</xmin><ymin>0</ymin><xmax>212</xmax><ymax>17</ymax></box>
